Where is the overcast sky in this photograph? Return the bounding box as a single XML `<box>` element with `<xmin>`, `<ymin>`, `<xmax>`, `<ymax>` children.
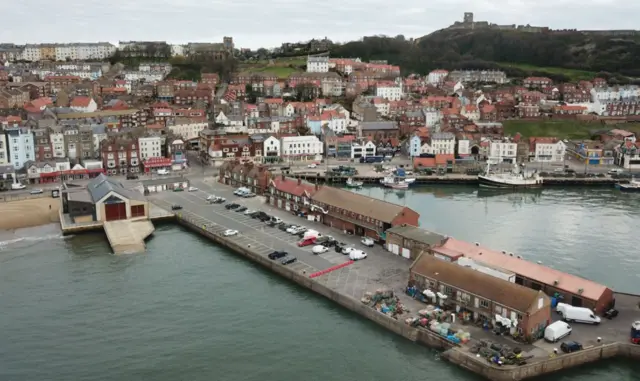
<box><xmin>1</xmin><ymin>1</ymin><xmax>637</xmax><ymax>49</ymax></box>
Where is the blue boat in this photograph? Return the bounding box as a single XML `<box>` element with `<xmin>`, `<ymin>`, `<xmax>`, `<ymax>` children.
<box><xmin>615</xmin><ymin>179</ymin><xmax>640</xmax><ymax>193</ymax></box>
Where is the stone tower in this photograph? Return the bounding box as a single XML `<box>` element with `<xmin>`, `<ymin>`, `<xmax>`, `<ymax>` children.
<box><xmin>464</xmin><ymin>12</ymin><xmax>474</xmax><ymax>23</ymax></box>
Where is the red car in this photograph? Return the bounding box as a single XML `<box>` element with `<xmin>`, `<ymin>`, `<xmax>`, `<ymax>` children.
<box><xmin>297</xmin><ymin>237</ymin><xmax>316</xmax><ymax>247</ymax></box>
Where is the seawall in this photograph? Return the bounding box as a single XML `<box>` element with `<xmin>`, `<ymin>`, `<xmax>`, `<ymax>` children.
<box><xmin>0</xmin><ymin>196</ymin><xmax>60</xmax><ymax>230</ymax></box>
<box><xmin>174</xmin><ymin>212</ymin><xmax>638</xmax><ymax>381</ymax></box>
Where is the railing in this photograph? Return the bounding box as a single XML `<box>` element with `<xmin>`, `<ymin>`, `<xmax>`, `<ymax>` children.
<box><xmin>0</xmin><ymin>192</ymin><xmax>50</xmax><ymax>203</ymax></box>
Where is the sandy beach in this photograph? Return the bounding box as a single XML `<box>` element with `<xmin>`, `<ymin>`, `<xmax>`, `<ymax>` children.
<box><xmin>0</xmin><ymin>197</ymin><xmax>61</xmax><ymax>230</ymax></box>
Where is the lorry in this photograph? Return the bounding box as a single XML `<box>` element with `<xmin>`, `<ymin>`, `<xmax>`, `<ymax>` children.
<box><xmin>562</xmin><ymin>306</ymin><xmax>601</xmax><ymax>325</ymax></box>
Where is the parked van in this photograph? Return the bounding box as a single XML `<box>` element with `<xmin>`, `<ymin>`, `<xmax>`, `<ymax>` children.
<box><xmin>562</xmin><ymin>306</ymin><xmax>601</xmax><ymax>325</ymax></box>
<box><xmin>303</xmin><ymin>230</ymin><xmax>320</xmax><ymax>240</ymax></box>
<box><xmin>556</xmin><ymin>302</ymin><xmax>571</xmax><ymax>316</ymax></box>
<box><xmin>544</xmin><ymin>321</ymin><xmax>572</xmax><ymax>342</ymax></box>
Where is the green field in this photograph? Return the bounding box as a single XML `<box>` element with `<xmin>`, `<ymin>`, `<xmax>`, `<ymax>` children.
<box><xmin>503</xmin><ymin>120</ymin><xmax>640</xmax><ymax>140</ymax></box>
<box><xmin>239</xmin><ymin>56</ymin><xmax>306</xmax><ymax>79</ymax></box>
<box><xmin>498</xmin><ymin>62</ymin><xmax>598</xmax><ymax>81</ymax></box>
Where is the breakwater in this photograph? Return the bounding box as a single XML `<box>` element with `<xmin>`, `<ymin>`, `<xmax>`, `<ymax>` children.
<box><xmin>292</xmin><ymin>174</ymin><xmax>619</xmax><ymax>187</ymax></box>
<box><xmin>170</xmin><ymin>209</ymin><xmax>640</xmax><ymax>381</ymax></box>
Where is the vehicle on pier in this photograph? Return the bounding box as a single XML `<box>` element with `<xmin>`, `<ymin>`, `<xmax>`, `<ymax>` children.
<box><xmin>268</xmin><ymin>250</ymin><xmax>288</xmax><ymax>260</ymax></box>
<box><xmin>223</xmin><ymin>229</ymin><xmax>238</xmax><ymax>237</ymax></box>
<box><xmin>171</xmin><ymin>204</ymin><xmax>182</xmax><ymax>210</ymax></box>
<box><xmin>280</xmin><ymin>256</ymin><xmax>297</xmax><ymax>265</ymax></box>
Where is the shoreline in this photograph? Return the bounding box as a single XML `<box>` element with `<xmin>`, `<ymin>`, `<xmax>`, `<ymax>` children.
<box><xmin>0</xmin><ymin>197</ymin><xmax>60</xmax><ymax>231</ymax></box>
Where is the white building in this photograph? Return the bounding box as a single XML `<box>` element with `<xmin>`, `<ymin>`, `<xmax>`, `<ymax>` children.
<box><xmin>591</xmin><ymin>86</ymin><xmax>640</xmax><ymax>102</ymax></box>
<box><xmin>263</xmin><ymin>136</ymin><xmax>281</xmax><ymax>159</ymax></box>
<box><xmin>0</xmin><ymin>134</ymin><xmax>8</xmax><ymax>165</ymax></box>
<box><xmin>422</xmin><ymin>108</ymin><xmax>442</xmax><ymax>128</ymax></box>
<box><xmin>427</xmin><ymin>69</ymin><xmax>449</xmax><ymax>85</ymax></box>
<box><xmin>461</xmin><ymin>105</ymin><xmax>480</xmax><ymax>121</ymax></box>
<box><xmin>122</xmin><ymin>70</ymin><xmax>165</xmax><ymax>82</ymax></box>
<box><xmin>6</xmin><ymin>128</ymin><xmax>34</xmax><ymax>170</ymax></box>
<box><xmin>307</xmin><ymin>56</ymin><xmax>329</xmax><ymax>73</ymax></box>
<box><xmin>139</xmin><ymin>136</ymin><xmax>163</xmax><ymax>160</ymax></box>
<box><xmin>430</xmin><ymin>132</ymin><xmax>456</xmax><ymax>155</ymax></box>
<box><xmin>489</xmin><ymin>140</ymin><xmax>518</xmax><ymax>163</ymax></box>
<box><xmin>351</xmin><ymin>140</ymin><xmax>376</xmax><ymax>159</ymax></box>
<box><xmin>171</xmin><ymin>44</ymin><xmax>186</xmax><ymax>56</ymax></box>
<box><xmin>530</xmin><ymin>138</ymin><xmax>566</xmax><ymax>162</ymax></box>
<box><xmin>614</xmin><ymin>141</ymin><xmax>640</xmax><ymax>170</ymax></box>
<box><xmin>21</xmin><ymin>45</ymin><xmax>41</xmax><ymax>61</ymax></box>
<box><xmin>168</xmin><ymin>120</ymin><xmax>208</xmax><ymax>142</ymax></box>
<box><xmin>281</xmin><ymin>135</ymin><xmax>323</xmax><ymax>161</ymax></box>
<box><xmin>50</xmin><ymin>131</ymin><xmax>65</xmax><ymax>158</ymax></box>
<box><xmin>457</xmin><ymin>139</ymin><xmax>471</xmax><ymax>156</ymax></box>
<box><xmin>375</xmin><ymin>82</ymin><xmax>403</xmax><ymax>101</ymax></box>
<box><xmin>69</xmin><ymin>97</ymin><xmax>98</xmax><ymax>113</ymax></box>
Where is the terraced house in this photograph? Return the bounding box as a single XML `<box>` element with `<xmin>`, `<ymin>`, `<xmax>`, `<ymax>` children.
<box><xmin>218</xmin><ymin>161</ymin><xmax>272</xmax><ymax>194</ymax></box>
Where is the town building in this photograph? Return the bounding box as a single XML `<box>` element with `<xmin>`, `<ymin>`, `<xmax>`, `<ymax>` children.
<box><xmin>350</xmin><ymin>140</ymin><xmax>376</xmax><ymax>159</ymax></box>
<box><xmin>358</xmin><ymin>121</ymin><xmax>398</xmax><ymax>141</ymax></box>
<box><xmin>266</xmin><ymin>175</ymin><xmax>317</xmax><ymax>213</ymax></box>
<box><xmin>263</xmin><ymin>135</ymin><xmax>281</xmax><ymax>162</ymax></box>
<box><xmin>528</xmin><ymin>138</ymin><xmax>566</xmax><ymax>163</ymax></box>
<box><xmin>385</xmin><ymin>225</ymin><xmax>447</xmax><ymax>260</ymax></box>
<box><xmin>523</xmin><ymin>77</ymin><xmax>553</xmax><ymax>88</ymax></box>
<box><xmin>139</xmin><ymin>135</ymin><xmax>163</xmax><ymax>160</ymax></box>
<box><xmin>100</xmin><ymin>137</ymin><xmax>140</xmax><ymax>176</ymax></box>
<box><xmin>306</xmin><ymin>56</ymin><xmax>329</xmax><ymax>73</ymax></box>
<box><xmin>448</xmin><ymin>70</ymin><xmax>508</xmax><ymax>84</ymax></box>
<box><xmin>375</xmin><ymin>81</ymin><xmax>403</xmax><ymax>101</ymax></box>
<box><xmin>167</xmin><ymin>119</ymin><xmax>208</xmax><ymax>146</ymax></box>
<box><xmin>281</xmin><ymin>135</ymin><xmax>323</xmax><ymax>161</ymax></box>
<box><xmin>427</xmin><ymin>70</ymin><xmax>449</xmax><ymax>85</ymax></box>
<box><xmin>489</xmin><ymin>140</ymin><xmax>518</xmax><ymax>163</ymax></box>
<box><xmin>5</xmin><ymin>127</ymin><xmax>34</xmax><ymax>170</ymax></box>
<box><xmin>69</xmin><ymin>96</ymin><xmax>98</xmax><ymax>113</ymax></box>
<box><xmin>614</xmin><ymin>141</ymin><xmax>640</xmax><ymax>170</ymax></box>
<box><xmin>308</xmin><ymin>186</ymin><xmax>420</xmax><ymax>239</ymax></box>
<box><xmin>409</xmin><ymin>253</ymin><xmax>551</xmax><ymax>340</ymax></box>
<box><xmin>0</xmin><ymin>133</ymin><xmax>7</xmax><ymax>165</ymax></box>
<box><xmin>429</xmin><ymin>132</ymin><xmax>456</xmax><ymax>155</ymax></box>
<box><xmin>218</xmin><ymin>161</ymin><xmax>272</xmax><ymax>194</ymax></box>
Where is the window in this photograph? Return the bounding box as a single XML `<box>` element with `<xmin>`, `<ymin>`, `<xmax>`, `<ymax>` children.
<box><xmin>479</xmin><ymin>299</ymin><xmax>489</xmax><ymax>309</ymax></box>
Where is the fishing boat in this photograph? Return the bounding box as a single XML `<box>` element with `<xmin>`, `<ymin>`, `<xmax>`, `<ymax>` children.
<box><xmin>380</xmin><ymin>176</ymin><xmax>409</xmax><ymax>189</ymax></box>
<box><xmin>615</xmin><ymin>179</ymin><xmax>640</xmax><ymax>193</ymax></box>
<box><xmin>477</xmin><ymin>161</ymin><xmax>543</xmax><ymax>189</ymax></box>
<box><xmin>346</xmin><ymin>177</ymin><xmax>363</xmax><ymax>188</ymax></box>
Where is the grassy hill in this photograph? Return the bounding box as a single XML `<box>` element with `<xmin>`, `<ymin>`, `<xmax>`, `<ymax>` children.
<box><xmin>503</xmin><ymin>120</ymin><xmax>640</xmax><ymax>139</ymax></box>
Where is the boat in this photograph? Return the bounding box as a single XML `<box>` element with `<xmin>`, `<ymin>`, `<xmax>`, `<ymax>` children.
<box><xmin>477</xmin><ymin>161</ymin><xmax>543</xmax><ymax>189</ymax></box>
<box><xmin>380</xmin><ymin>176</ymin><xmax>409</xmax><ymax>189</ymax></box>
<box><xmin>615</xmin><ymin>179</ymin><xmax>640</xmax><ymax>192</ymax></box>
<box><xmin>346</xmin><ymin>177</ymin><xmax>363</xmax><ymax>188</ymax></box>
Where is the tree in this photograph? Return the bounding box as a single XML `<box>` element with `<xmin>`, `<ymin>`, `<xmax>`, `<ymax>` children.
<box><xmin>295</xmin><ymin>83</ymin><xmax>317</xmax><ymax>102</ymax></box>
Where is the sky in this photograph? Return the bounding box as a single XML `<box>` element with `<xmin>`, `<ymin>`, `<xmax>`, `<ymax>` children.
<box><xmin>1</xmin><ymin>0</ymin><xmax>638</xmax><ymax>49</ymax></box>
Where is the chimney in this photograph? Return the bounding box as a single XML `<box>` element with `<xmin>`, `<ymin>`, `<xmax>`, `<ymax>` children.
<box><xmin>298</xmin><ymin>177</ymin><xmax>302</xmax><ymax>185</ymax></box>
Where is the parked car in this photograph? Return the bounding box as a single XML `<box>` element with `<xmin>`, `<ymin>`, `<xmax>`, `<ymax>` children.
<box><xmin>286</xmin><ymin>225</ymin><xmax>300</xmax><ymax>233</ymax></box>
<box><xmin>126</xmin><ymin>174</ymin><xmax>138</xmax><ymax>180</ymax></box>
<box><xmin>214</xmin><ymin>197</ymin><xmax>226</xmax><ymax>204</ymax></box>
<box><xmin>307</xmin><ymin>163</ymin><xmax>317</xmax><ymax>168</ymax></box>
<box><xmin>157</xmin><ymin>169</ymin><xmax>169</xmax><ymax>175</ymax></box>
<box><xmin>268</xmin><ymin>250</ymin><xmax>288</xmax><ymax>260</ymax></box>
<box><xmin>11</xmin><ymin>183</ymin><xmax>26</xmax><ymax>190</ymax></box>
<box><xmin>242</xmin><ymin>192</ymin><xmax>256</xmax><ymax>198</ymax></box>
<box><xmin>278</xmin><ymin>222</ymin><xmax>290</xmax><ymax>231</ymax></box>
<box><xmin>225</xmin><ymin>203</ymin><xmax>240</xmax><ymax>210</ymax></box>
<box><xmin>258</xmin><ymin>214</ymin><xmax>271</xmax><ymax>222</ymax></box>
<box><xmin>236</xmin><ymin>206</ymin><xmax>247</xmax><ymax>213</ymax></box>
<box><xmin>188</xmin><ymin>186</ymin><xmax>198</xmax><ymax>192</ymax></box>
<box><xmin>312</xmin><ymin>245</ymin><xmax>329</xmax><ymax>254</ymax></box>
<box><xmin>560</xmin><ymin>341</ymin><xmax>583</xmax><ymax>353</ymax></box>
<box><xmin>244</xmin><ymin>209</ymin><xmax>256</xmax><ymax>215</ymax></box>
<box><xmin>297</xmin><ymin>237</ymin><xmax>316</xmax><ymax>247</ymax></box>
<box><xmin>604</xmin><ymin>309</ymin><xmax>619</xmax><ymax>319</ymax></box>
<box><xmin>280</xmin><ymin>256</ymin><xmax>297</xmax><ymax>265</ymax></box>
<box><xmin>335</xmin><ymin>243</ymin><xmax>347</xmax><ymax>253</ymax></box>
<box><xmin>30</xmin><ymin>189</ymin><xmax>44</xmax><ymax>194</ymax></box>
<box><xmin>173</xmin><ymin>187</ymin><xmax>184</xmax><ymax>192</ymax></box>
<box><xmin>270</xmin><ymin>217</ymin><xmax>283</xmax><ymax>224</ymax></box>
<box><xmin>361</xmin><ymin>237</ymin><xmax>375</xmax><ymax>247</ymax></box>
<box><xmin>296</xmin><ymin>228</ymin><xmax>309</xmax><ymax>237</ymax></box>
<box><xmin>223</xmin><ymin>229</ymin><xmax>238</xmax><ymax>237</ymax></box>
<box><xmin>342</xmin><ymin>246</ymin><xmax>354</xmax><ymax>255</ymax></box>
<box><xmin>171</xmin><ymin>204</ymin><xmax>182</xmax><ymax>210</ymax></box>
<box><xmin>267</xmin><ymin>220</ymin><xmax>279</xmax><ymax>227</ymax></box>
<box><xmin>349</xmin><ymin>250</ymin><xmax>367</xmax><ymax>261</ymax></box>
<box><xmin>248</xmin><ymin>211</ymin><xmax>261</xmax><ymax>218</ymax></box>
<box><xmin>206</xmin><ymin>195</ymin><xmax>216</xmax><ymax>201</ymax></box>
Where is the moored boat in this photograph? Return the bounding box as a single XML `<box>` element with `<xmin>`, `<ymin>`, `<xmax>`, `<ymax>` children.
<box><xmin>346</xmin><ymin>177</ymin><xmax>363</xmax><ymax>188</ymax></box>
<box><xmin>477</xmin><ymin>161</ymin><xmax>543</xmax><ymax>189</ymax></box>
<box><xmin>615</xmin><ymin>179</ymin><xmax>640</xmax><ymax>193</ymax></box>
<box><xmin>380</xmin><ymin>176</ymin><xmax>409</xmax><ymax>189</ymax></box>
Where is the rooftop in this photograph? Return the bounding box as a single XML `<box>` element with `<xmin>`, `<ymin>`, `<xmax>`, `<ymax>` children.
<box><xmin>385</xmin><ymin>225</ymin><xmax>447</xmax><ymax>247</ymax></box>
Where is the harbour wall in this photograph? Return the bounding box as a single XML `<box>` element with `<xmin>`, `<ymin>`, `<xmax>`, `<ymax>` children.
<box><xmin>174</xmin><ymin>212</ymin><xmax>639</xmax><ymax>381</ymax></box>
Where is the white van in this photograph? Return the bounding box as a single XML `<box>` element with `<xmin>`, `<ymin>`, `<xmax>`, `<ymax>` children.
<box><xmin>11</xmin><ymin>182</ymin><xmax>26</xmax><ymax>190</ymax></box>
<box><xmin>556</xmin><ymin>302</ymin><xmax>571</xmax><ymax>316</ymax></box>
<box><xmin>562</xmin><ymin>306</ymin><xmax>601</xmax><ymax>325</ymax></box>
<box><xmin>157</xmin><ymin>169</ymin><xmax>169</xmax><ymax>175</ymax></box>
<box><xmin>544</xmin><ymin>321</ymin><xmax>572</xmax><ymax>342</ymax></box>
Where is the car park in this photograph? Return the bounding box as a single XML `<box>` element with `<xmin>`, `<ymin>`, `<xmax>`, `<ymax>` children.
<box><xmin>223</xmin><ymin>229</ymin><xmax>239</xmax><ymax>237</ymax></box>
<box><xmin>236</xmin><ymin>206</ymin><xmax>248</xmax><ymax>213</ymax></box>
<box><xmin>361</xmin><ymin>237</ymin><xmax>375</xmax><ymax>247</ymax></box>
<box><xmin>171</xmin><ymin>204</ymin><xmax>183</xmax><ymax>210</ymax></box>
<box><xmin>268</xmin><ymin>251</ymin><xmax>288</xmax><ymax>260</ymax></box>
<box><xmin>280</xmin><ymin>256</ymin><xmax>297</xmax><ymax>265</ymax></box>
<box><xmin>312</xmin><ymin>245</ymin><xmax>329</xmax><ymax>254</ymax></box>
<box><xmin>560</xmin><ymin>341</ymin><xmax>583</xmax><ymax>353</ymax></box>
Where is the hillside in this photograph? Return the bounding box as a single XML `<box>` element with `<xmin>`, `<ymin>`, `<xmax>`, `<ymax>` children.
<box><xmin>329</xmin><ymin>29</ymin><xmax>640</xmax><ymax>82</ymax></box>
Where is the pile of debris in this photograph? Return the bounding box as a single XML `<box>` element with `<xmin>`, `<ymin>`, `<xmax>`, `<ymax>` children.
<box><xmin>469</xmin><ymin>340</ymin><xmax>532</xmax><ymax>366</ymax></box>
<box><xmin>361</xmin><ymin>289</ymin><xmax>406</xmax><ymax>317</ymax></box>
<box><xmin>403</xmin><ymin>306</ymin><xmax>471</xmax><ymax>344</ymax></box>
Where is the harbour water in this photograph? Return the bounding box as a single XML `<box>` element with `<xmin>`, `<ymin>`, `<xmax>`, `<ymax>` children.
<box><xmin>1</xmin><ymin>186</ymin><xmax>639</xmax><ymax>380</ymax></box>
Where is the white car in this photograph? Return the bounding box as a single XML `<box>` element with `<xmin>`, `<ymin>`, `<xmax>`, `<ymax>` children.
<box><xmin>188</xmin><ymin>186</ymin><xmax>198</xmax><ymax>192</ymax></box>
<box><xmin>244</xmin><ymin>209</ymin><xmax>256</xmax><ymax>215</ymax></box>
<box><xmin>291</xmin><ymin>227</ymin><xmax>306</xmax><ymax>234</ymax></box>
<box><xmin>312</xmin><ymin>245</ymin><xmax>329</xmax><ymax>254</ymax></box>
<box><xmin>307</xmin><ymin>163</ymin><xmax>317</xmax><ymax>168</ymax></box>
<box><xmin>286</xmin><ymin>225</ymin><xmax>299</xmax><ymax>233</ymax></box>
<box><xmin>223</xmin><ymin>229</ymin><xmax>238</xmax><ymax>237</ymax></box>
<box><xmin>30</xmin><ymin>189</ymin><xmax>44</xmax><ymax>194</ymax></box>
<box><xmin>349</xmin><ymin>250</ymin><xmax>368</xmax><ymax>261</ymax></box>
<box><xmin>361</xmin><ymin>237</ymin><xmax>375</xmax><ymax>247</ymax></box>
<box><xmin>342</xmin><ymin>246</ymin><xmax>354</xmax><ymax>255</ymax></box>
<box><xmin>157</xmin><ymin>169</ymin><xmax>169</xmax><ymax>175</ymax></box>
<box><xmin>11</xmin><ymin>183</ymin><xmax>26</xmax><ymax>190</ymax></box>
<box><xmin>272</xmin><ymin>217</ymin><xmax>282</xmax><ymax>224</ymax></box>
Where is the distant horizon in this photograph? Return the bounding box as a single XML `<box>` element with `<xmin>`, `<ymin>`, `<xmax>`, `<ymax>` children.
<box><xmin>1</xmin><ymin>3</ymin><xmax>639</xmax><ymax>50</ymax></box>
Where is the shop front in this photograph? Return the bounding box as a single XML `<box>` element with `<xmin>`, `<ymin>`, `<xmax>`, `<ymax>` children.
<box><xmin>143</xmin><ymin>157</ymin><xmax>173</xmax><ymax>174</ymax></box>
<box><xmin>38</xmin><ymin>168</ymin><xmax>105</xmax><ymax>183</ymax></box>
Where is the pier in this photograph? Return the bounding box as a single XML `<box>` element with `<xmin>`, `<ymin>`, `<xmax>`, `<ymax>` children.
<box><xmin>147</xmin><ymin>178</ymin><xmax>640</xmax><ymax>381</ymax></box>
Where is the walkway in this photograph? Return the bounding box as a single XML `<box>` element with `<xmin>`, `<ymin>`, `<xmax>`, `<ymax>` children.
<box><xmin>104</xmin><ymin>219</ymin><xmax>155</xmax><ymax>254</ymax></box>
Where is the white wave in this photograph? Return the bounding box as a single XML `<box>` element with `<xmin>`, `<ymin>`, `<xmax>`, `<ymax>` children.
<box><xmin>0</xmin><ymin>234</ymin><xmax>72</xmax><ymax>248</ymax></box>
